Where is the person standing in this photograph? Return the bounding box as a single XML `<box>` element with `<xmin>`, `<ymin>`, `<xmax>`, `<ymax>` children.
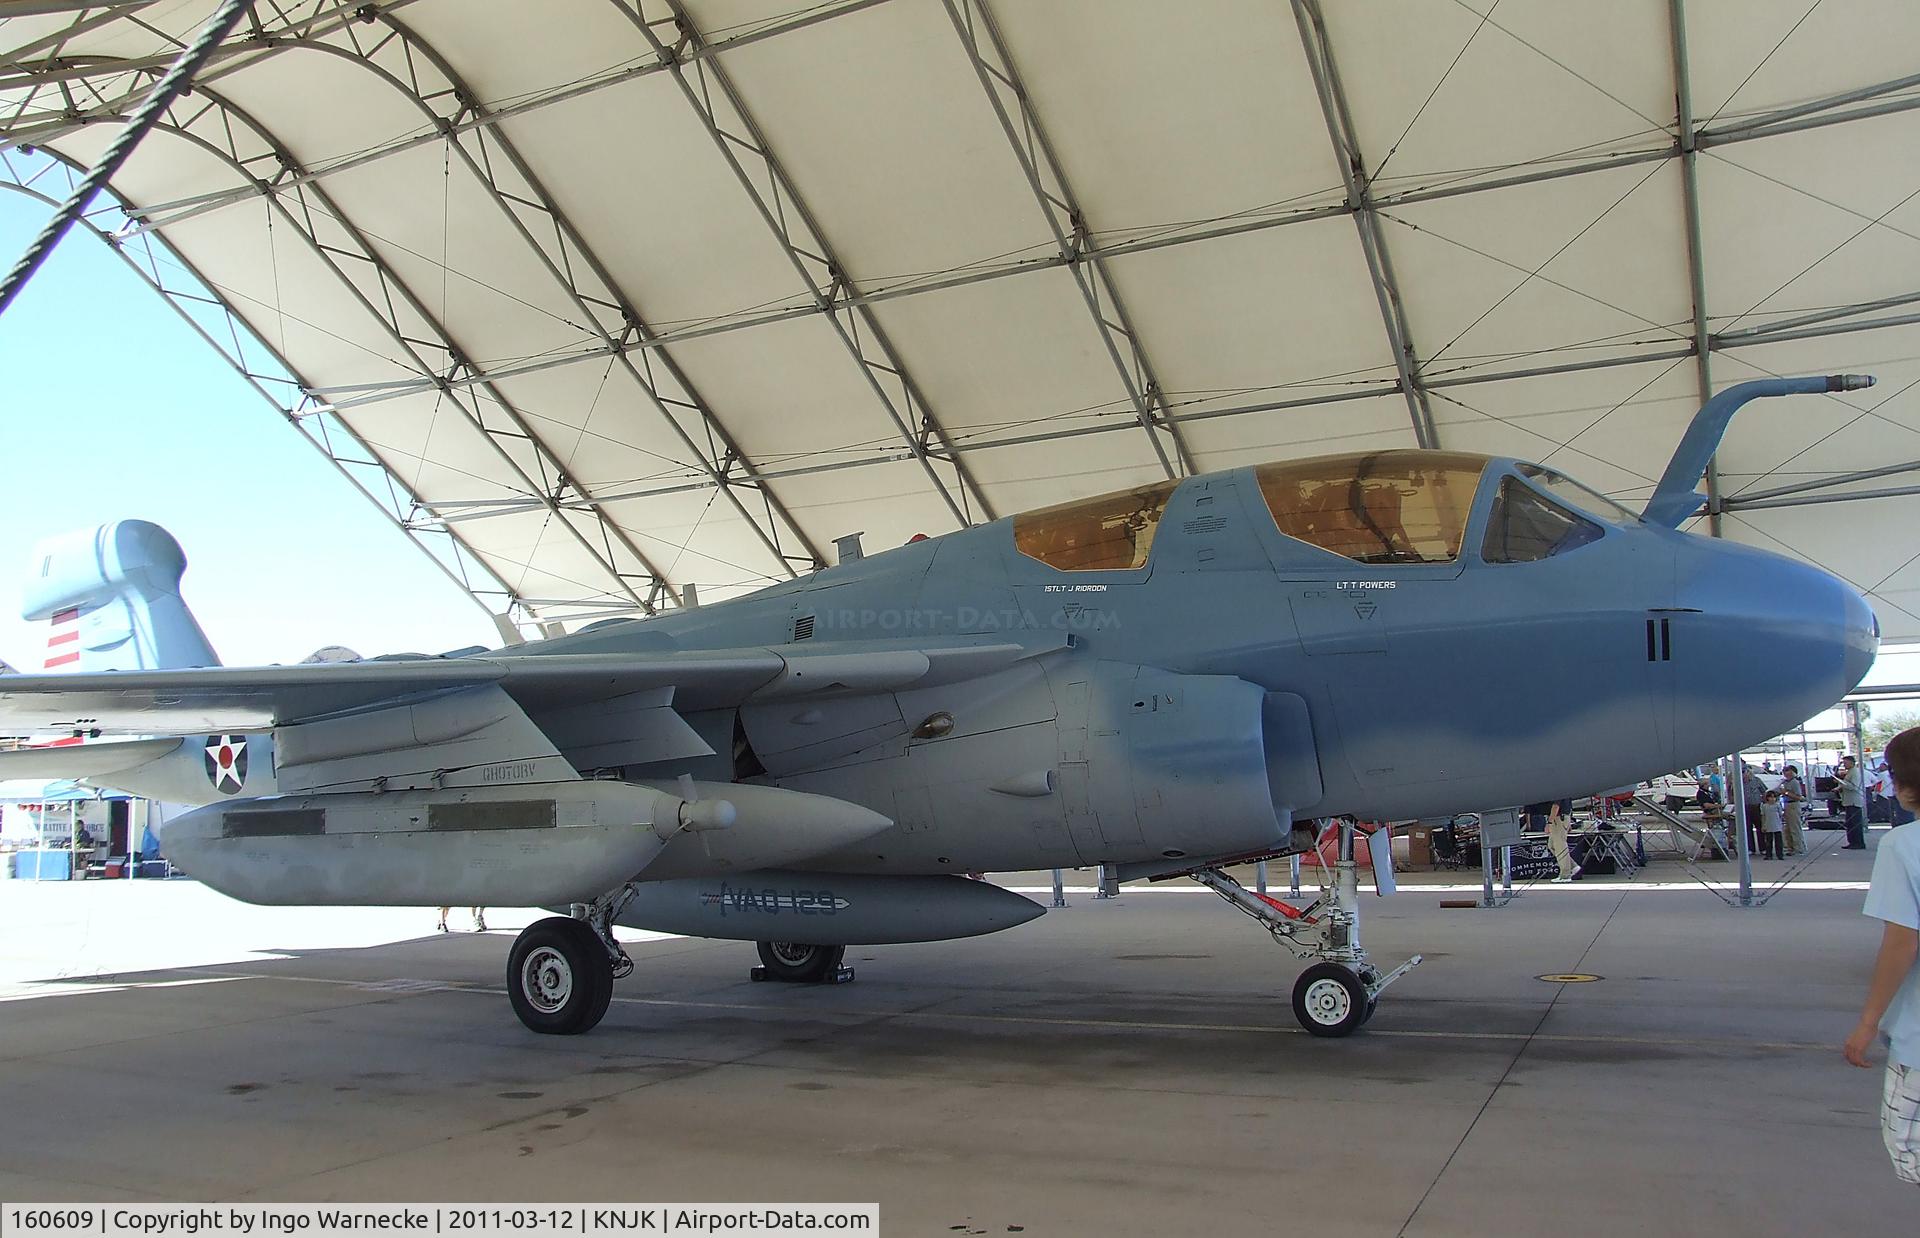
<box><xmin>1843</xmin><ymin>726</ymin><xmax>1920</xmax><ymax>1185</ymax></box>
<box><xmin>1838</xmin><ymin>755</ymin><xmax>1869</xmax><ymax>850</ymax></box>
<box><xmin>1547</xmin><ymin>797</ymin><xmax>1578</xmax><ymax>883</ymax></box>
<box><xmin>1781</xmin><ymin>764</ymin><xmax>1808</xmax><ymax>856</ymax></box>
<box><xmin>1742</xmin><ymin>763</ymin><xmax>1767</xmax><ymax>854</ymax></box>
<box><xmin>1759</xmin><ymin>790</ymin><xmax>1786</xmax><ymax>861</ymax></box>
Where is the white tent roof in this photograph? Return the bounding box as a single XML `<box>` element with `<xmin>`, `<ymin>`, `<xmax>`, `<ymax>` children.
<box><xmin>3</xmin><ymin>0</ymin><xmax>1918</xmax><ymax>636</ymax></box>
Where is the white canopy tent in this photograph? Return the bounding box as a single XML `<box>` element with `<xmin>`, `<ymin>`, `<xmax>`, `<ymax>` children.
<box><xmin>3</xmin><ymin>0</ymin><xmax>1917</xmax><ymax>636</ymax></box>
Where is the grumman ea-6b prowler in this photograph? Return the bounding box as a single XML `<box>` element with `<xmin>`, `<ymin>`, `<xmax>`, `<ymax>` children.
<box><xmin>0</xmin><ymin>376</ymin><xmax>1880</xmax><ymax>1038</ymax></box>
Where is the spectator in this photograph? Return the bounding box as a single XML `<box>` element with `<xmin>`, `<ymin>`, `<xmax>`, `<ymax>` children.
<box><xmin>1743</xmin><ymin>762</ymin><xmax>1767</xmax><ymax>853</ymax></box>
<box><xmin>1781</xmin><ymin>764</ymin><xmax>1808</xmax><ymax>856</ymax></box>
<box><xmin>1843</xmin><ymin>725</ymin><xmax>1920</xmax><ymax>1185</ymax></box>
<box><xmin>1838</xmin><ymin>755</ymin><xmax>1868</xmax><ymax>849</ymax></box>
<box><xmin>1548</xmin><ymin>797</ymin><xmax>1578</xmax><ymax>883</ymax></box>
<box><xmin>1759</xmin><ymin>789</ymin><xmax>1785</xmax><ymax>861</ymax></box>
<box><xmin>436</xmin><ymin>907</ymin><xmax>488</xmax><ymax>933</ymax></box>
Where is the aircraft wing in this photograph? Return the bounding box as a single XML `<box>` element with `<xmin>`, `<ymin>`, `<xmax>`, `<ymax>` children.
<box><xmin>0</xmin><ymin>637</ymin><xmax>1065</xmax><ymax>737</ymax></box>
<box><xmin>0</xmin><ymin>737</ymin><xmax>185</xmax><ymax>780</ymax></box>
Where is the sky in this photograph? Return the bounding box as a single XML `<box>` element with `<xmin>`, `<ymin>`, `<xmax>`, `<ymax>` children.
<box><xmin>0</xmin><ymin>189</ymin><xmax>500</xmax><ymax>669</ymax></box>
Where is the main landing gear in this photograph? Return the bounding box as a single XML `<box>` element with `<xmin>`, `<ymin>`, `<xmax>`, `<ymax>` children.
<box><xmin>507</xmin><ymin>884</ymin><xmax>638</xmax><ymax>1035</ymax></box>
<box><xmin>751</xmin><ymin>941</ymin><xmax>854</xmax><ymax>985</ymax></box>
<box><xmin>1191</xmin><ymin>819</ymin><xmax>1421</xmax><ymax>1038</ymax></box>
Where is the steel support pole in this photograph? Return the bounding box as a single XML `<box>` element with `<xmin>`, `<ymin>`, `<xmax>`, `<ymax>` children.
<box><xmin>0</xmin><ymin>0</ymin><xmax>253</xmax><ymax>321</ymax></box>
<box><xmin>1481</xmin><ymin>838</ymin><xmax>1496</xmax><ymax>908</ymax></box>
<box><xmin>1256</xmin><ymin>860</ymin><xmax>1269</xmax><ymax>895</ymax></box>
<box><xmin>1725</xmin><ymin>483</ymin><xmax>1920</xmax><ymax>513</ymax></box>
<box><xmin>1050</xmin><ymin>868</ymin><xmax>1066</xmax><ymax>909</ymax></box>
<box><xmin>1668</xmin><ymin>0</ymin><xmax>1722</xmax><ymax>536</ymax></box>
<box><xmin>1727</xmin><ymin>457</ymin><xmax>1920</xmax><ymax>505</ymax></box>
<box><xmin>1502</xmin><ymin>845</ymin><xmax>1513</xmax><ymax>897</ymax></box>
<box><xmin>1727</xmin><ymin>755</ymin><xmax>1754</xmax><ymax>907</ymax></box>
<box><xmin>1289</xmin><ymin>853</ymin><xmax>1302</xmax><ymax>899</ymax></box>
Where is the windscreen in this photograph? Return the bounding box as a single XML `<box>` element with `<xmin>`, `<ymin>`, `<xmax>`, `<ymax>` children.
<box><xmin>1482</xmin><ymin>477</ymin><xmax>1604</xmax><ymax>563</ymax></box>
<box><xmin>1254</xmin><ymin>450</ymin><xmax>1487</xmax><ymax>564</ymax></box>
<box><xmin>1516</xmin><ymin>463</ymin><xmax>1638</xmax><ymax>526</ymax></box>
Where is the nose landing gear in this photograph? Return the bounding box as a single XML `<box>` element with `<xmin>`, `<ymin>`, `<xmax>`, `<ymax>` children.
<box><xmin>1191</xmin><ymin>820</ymin><xmax>1421</xmax><ymax>1038</ymax></box>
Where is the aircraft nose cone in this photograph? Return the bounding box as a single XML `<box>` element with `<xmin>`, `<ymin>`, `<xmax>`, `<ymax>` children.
<box><xmin>1670</xmin><ymin>542</ymin><xmax>1878</xmax><ymax>770</ymax></box>
<box><xmin>1840</xmin><ymin>580</ymin><xmax>1880</xmax><ymax>694</ymax></box>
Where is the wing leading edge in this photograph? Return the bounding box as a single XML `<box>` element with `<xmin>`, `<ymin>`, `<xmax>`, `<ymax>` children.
<box><xmin>0</xmin><ymin>636</ymin><xmax>1066</xmax><ymax>738</ymax></box>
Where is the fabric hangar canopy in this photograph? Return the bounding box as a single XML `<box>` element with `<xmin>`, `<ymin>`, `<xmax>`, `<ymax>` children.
<box><xmin>3</xmin><ymin>0</ymin><xmax>1918</xmax><ymax>637</ymax></box>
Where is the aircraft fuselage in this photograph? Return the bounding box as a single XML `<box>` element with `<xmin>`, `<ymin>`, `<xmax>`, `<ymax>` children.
<box><xmin>516</xmin><ymin>451</ymin><xmax>1876</xmax><ymax>876</ymax></box>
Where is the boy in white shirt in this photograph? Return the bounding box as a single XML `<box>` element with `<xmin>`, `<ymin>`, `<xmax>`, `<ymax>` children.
<box><xmin>1845</xmin><ymin>726</ymin><xmax>1920</xmax><ymax>1185</ymax></box>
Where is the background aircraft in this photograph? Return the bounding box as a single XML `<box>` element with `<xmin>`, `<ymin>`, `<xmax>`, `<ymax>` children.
<box><xmin>0</xmin><ymin>376</ymin><xmax>1880</xmax><ymax>1039</ymax></box>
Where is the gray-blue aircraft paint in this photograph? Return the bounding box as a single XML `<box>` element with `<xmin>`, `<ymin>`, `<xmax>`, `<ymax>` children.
<box><xmin>512</xmin><ymin>379</ymin><xmax>1877</xmax><ymax>870</ymax></box>
<box><xmin>0</xmin><ymin>374</ymin><xmax>1880</xmax><ymax>1037</ymax></box>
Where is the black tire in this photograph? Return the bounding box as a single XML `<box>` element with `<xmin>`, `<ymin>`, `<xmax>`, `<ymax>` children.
<box><xmin>508</xmin><ymin>917</ymin><xmax>613</xmax><ymax>1035</ymax></box>
<box><xmin>1291</xmin><ymin>962</ymin><xmax>1369</xmax><ymax>1038</ymax></box>
<box><xmin>1361</xmin><ymin>998</ymin><xmax>1379</xmax><ymax>1025</ymax></box>
<box><xmin>755</xmin><ymin>941</ymin><xmax>846</xmax><ymax>983</ymax></box>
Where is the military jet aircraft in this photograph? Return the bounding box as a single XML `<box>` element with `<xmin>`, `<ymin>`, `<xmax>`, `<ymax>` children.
<box><xmin>0</xmin><ymin>375</ymin><xmax>1880</xmax><ymax>1038</ymax></box>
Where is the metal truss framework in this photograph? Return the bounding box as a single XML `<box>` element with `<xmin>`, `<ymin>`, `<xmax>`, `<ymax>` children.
<box><xmin>941</xmin><ymin>0</ymin><xmax>1194</xmax><ymax>479</ymax></box>
<box><xmin>5</xmin><ymin>0</ymin><xmax>1919</xmax><ymax>615</ymax></box>
<box><xmin>627</xmin><ymin>0</ymin><xmax>993</xmax><ymax>528</ymax></box>
<box><xmin>137</xmin><ymin>82</ymin><xmax>681</xmax><ymax>616</ymax></box>
<box><xmin>0</xmin><ymin>0</ymin><xmax>251</xmax><ymax>319</ymax></box>
<box><xmin>1669</xmin><ymin>0</ymin><xmax>1723</xmax><ymax>535</ymax></box>
<box><xmin>326</xmin><ymin>11</ymin><xmax>825</xmax><ymax>577</ymax></box>
<box><xmin>0</xmin><ymin>147</ymin><xmax>527</xmax><ymax>629</ymax></box>
<box><xmin>1288</xmin><ymin>0</ymin><xmax>1440</xmax><ymax>451</ymax></box>
<box><xmin>1721</xmin><ymin>457</ymin><xmax>1920</xmax><ymax>513</ymax></box>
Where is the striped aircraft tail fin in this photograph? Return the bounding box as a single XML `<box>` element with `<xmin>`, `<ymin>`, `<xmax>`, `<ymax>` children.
<box><xmin>21</xmin><ymin>521</ymin><xmax>220</xmax><ymax>673</ymax></box>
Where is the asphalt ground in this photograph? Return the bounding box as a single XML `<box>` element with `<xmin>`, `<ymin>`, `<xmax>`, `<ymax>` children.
<box><xmin>0</xmin><ymin>826</ymin><xmax>1911</xmax><ymax>1236</ymax></box>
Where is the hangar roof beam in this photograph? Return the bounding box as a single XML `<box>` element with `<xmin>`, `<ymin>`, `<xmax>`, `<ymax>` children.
<box><xmin>624</xmin><ymin>0</ymin><xmax>994</xmax><ymax>529</ymax></box>
<box><xmin>1668</xmin><ymin>0</ymin><xmax>1722</xmax><ymax>536</ymax></box>
<box><xmin>148</xmin><ymin>87</ymin><xmax>676</xmax><ymax>616</ymax></box>
<box><xmin>941</xmin><ymin>0</ymin><xmax>1194</xmax><ymax>479</ymax></box>
<box><xmin>1288</xmin><ymin>0</ymin><xmax>1439</xmax><ymax>451</ymax></box>
<box><xmin>350</xmin><ymin>12</ymin><xmax>826</xmax><ymax>578</ymax></box>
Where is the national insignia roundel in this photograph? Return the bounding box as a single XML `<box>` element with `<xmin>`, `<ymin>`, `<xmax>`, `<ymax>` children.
<box><xmin>203</xmin><ymin>734</ymin><xmax>248</xmax><ymax>794</ymax></box>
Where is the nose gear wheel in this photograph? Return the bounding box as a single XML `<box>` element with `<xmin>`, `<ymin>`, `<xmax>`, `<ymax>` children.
<box><xmin>1187</xmin><ymin>819</ymin><xmax>1421</xmax><ymax>1038</ymax></box>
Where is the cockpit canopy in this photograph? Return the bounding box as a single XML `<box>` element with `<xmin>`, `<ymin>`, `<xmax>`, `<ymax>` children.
<box><xmin>1012</xmin><ymin>450</ymin><xmax>1638</xmax><ymax>572</ymax></box>
<box><xmin>1254</xmin><ymin>451</ymin><xmax>1484</xmax><ymax>565</ymax></box>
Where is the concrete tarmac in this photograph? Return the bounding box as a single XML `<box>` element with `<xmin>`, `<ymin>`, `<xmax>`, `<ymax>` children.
<box><xmin>0</xmin><ymin>832</ymin><xmax>1913</xmax><ymax>1236</ymax></box>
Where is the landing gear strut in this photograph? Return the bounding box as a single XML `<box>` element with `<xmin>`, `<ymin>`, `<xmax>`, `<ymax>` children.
<box><xmin>506</xmin><ymin>883</ymin><xmax>640</xmax><ymax>1036</ymax></box>
<box><xmin>1192</xmin><ymin>819</ymin><xmax>1421</xmax><ymax>1038</ymax></box>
